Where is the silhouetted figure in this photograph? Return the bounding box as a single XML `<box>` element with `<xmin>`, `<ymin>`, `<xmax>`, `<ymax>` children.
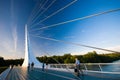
<box><xmin>11</xmin><ymin>64</ymin><xmax>14</xmax><ymax>69</ymax></box>
<box><xmin>31</xmin><ymin>62</ymin><xmax>34</xmax><ymax>70</ymax></box>
<box><xmin>46</xmin><ymin>62</ymin><xmax>48</xmax><ymax>70</ymax></box>
<box><xmin>42</xmin><ymin>62</ymin><xmax>45</xmax><ymax>71</ymax></box>
<box><xmin>28</xmin><ymin>63</ymin><xmax>30</xmax><ymax>71</ymax></box>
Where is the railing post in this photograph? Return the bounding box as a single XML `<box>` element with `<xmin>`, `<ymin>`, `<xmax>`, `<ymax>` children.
<box><xmin>84</xmin><ymin>64</ymin><xmax>88</xmax><ymax>71</ymax></box>
<box><xmin>99</xmin><ymin>64</ymin><xmax>102</xmax><ymax>71</ymax></box>
<box><xmin>84</xmin><ymin>63</ymin><xmax>88</xmax><ymax>74</ymax></box>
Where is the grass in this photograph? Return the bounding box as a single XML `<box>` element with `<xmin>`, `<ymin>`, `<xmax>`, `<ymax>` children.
<box><xmin>0</xmin><ymin>66</ymin><xmax>8</xmax><ymax>74</ymax></box>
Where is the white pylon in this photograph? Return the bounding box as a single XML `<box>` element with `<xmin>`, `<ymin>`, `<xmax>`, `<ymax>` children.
<box><xmin>22</xmin><ymin>25</ymin><xmax>42</xmax><ymax>68</ymax></box>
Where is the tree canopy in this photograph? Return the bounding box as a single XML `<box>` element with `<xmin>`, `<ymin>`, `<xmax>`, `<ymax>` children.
<box><xmin>1</xmin><ymin>51</ymin><xmax>120</xmax><ymax>67</ymax></box>
<box><xmin>37</xmin><ymin>51</ymin><xmax>120</xmax><ymax>64</ymax></box>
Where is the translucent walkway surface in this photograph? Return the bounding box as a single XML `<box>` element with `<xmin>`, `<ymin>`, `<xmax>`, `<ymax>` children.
<box><xmin>0</xmin><ymin>67</ymin><xmax>120</xmax><ymax>80</ymax></box>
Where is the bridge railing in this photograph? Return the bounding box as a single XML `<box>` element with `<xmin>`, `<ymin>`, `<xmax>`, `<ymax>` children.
<box><xmin>48</xmin><ymin>63</ymin><xmax>120</xmax><ymax>79</ymax></box>
<box><xmin>49</xmin><ymin>63</ymin><xmax>120</xmax><ymax>72</ymax></box>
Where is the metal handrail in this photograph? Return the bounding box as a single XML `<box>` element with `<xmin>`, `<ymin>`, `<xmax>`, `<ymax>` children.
<box><xmin>48</xmin><ymin>63</ymin><xmax>120</xmax><ymax>74</ymax></box>
<box><xmin>49</xmin><ymin>63</ymin><xmax>120</xmax><ymax>65</ymax></box>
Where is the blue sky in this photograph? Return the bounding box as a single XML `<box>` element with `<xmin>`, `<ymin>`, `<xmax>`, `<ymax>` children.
<box><xmin>0</xmin><ymin>0</ymin><xmax>120</xmax><ymax>59</ymax></box>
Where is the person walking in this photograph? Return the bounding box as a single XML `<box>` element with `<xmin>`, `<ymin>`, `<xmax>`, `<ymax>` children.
<box><xmin>75</xmin><ymin>58</ymin><xmax>80</xmax><ymax>76</ymax></box>
<box><xmin>28</xmin><ymin>63</ymin><xmax>30</xmax><ymax>71</ymax></box>
<box><xmin>31</xmin><ymin>62</ymin><xmax>34</xmax><ymax>70</ymax></box>
<box><xmin>42</xmin><ymin>62</ymin><xmax>45</xmax><ymax>71</ymax></box>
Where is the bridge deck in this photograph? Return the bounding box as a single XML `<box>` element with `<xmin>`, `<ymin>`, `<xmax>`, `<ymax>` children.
<box><xmin>0</xmin><ymin>67</ymin><xmax>120</xmax><ymax>80</ymax></box>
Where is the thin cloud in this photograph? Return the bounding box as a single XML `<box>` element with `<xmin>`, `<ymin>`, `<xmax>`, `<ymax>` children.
<box><xmin>12</xmin><ymin>25</ymin><xmax>18</xmax><ymax>52</ymax></box>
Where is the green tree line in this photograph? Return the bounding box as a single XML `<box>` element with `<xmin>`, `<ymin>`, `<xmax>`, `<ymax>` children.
<box><xmin>0</xmin><ymin>51</ymin><xmax>120</xmax><ymax>67</ymax></box>
<box><xmin>37</xmin><ymin>51</ymin><xmax>120</xmax><ymax>64</ymax></box>
<box><xmin>0</xmin><ymin>57</ymin><xmax>23</xmax><ymax>67</ymax></box>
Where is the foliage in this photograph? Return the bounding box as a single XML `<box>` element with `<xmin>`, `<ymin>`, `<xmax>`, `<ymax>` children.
<box><xmin>0</xmin><ymin>57</ymin><xmax>23</xmax><ymax>67</ymax></box>
<box><xmin>37</xmin><ymin>51</ymin><xmax>120</xmax><ymax>64</ymax></box>
<box><xmin>1</xmin><ymin>51</ymin><xmax>120</xmax><ymax>67</ymax></box>
<box><xmin>0</xmin><ymin>57</ymin><xmax>6</xmax><ymax>66</ymax></box>
<box><xmin>82</xmin><ymin>51</ymin><xmax>101</xmax><ymax>63</ymax></box>
<box><xmin>0</xmin><ymin>67</ymin><xmax>8</xmax><ymax>74</ymax></box>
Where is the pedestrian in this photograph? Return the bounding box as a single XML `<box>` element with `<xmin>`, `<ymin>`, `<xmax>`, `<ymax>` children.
<box><xmin>74</xmin><ymin>58</ymin><xmax>80</xmax><ymax>76</ymax></box>
<box><xmin>42</xmin><ymin>62</ymin><xmax>45</xmax><ymax>71</ymax></box>
<box><xmin>46</xmin><ymin>61</ymin><xmax>48</xmax><ymax>70</ymax></box>
<box><xmin>28</xmin><ymin>63</ymin><xmax>30</xmax><ymax>71</ymax></box>
<box><xmin>31</xmin><ymin>62</ymin><xmax>34</xmax><ymax>70</ymax></box>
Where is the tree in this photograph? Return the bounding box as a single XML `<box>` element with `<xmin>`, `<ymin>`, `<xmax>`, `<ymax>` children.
<box><xmin>83</xmin><ymin>51</ymin><xmax>101</xmax><ymax>63</ymax></box>
<box><xmin>0</xmin><ymin>57</ymin><xmax>5</xmax><ymax>66</ymax></box>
